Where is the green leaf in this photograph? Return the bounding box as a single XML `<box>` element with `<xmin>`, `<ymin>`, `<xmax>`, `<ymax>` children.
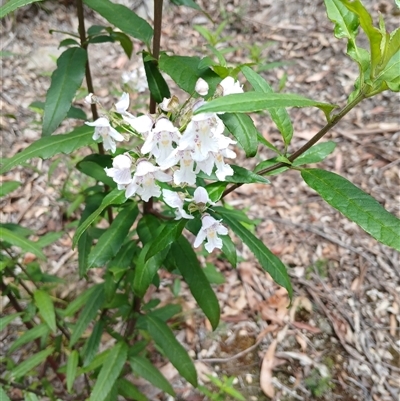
<box><xmin>80</xmin><ymin>349</ymin><xmax>110</xmax><ymax>374</ymax></box>
<box><xmin>195</xmin><ymin>92</ymin><xmax>336</xmax><ymax>119</ymax></box>
<box><xmin>70</xmin><ymin>284</ymin><xmax>105</xmax><ymax>347</ymax></box>
<box><xmin>0</xmin><ymin>227</ymin><xmax>45</xmax><ymax>260</ymax></box>
<box><xmin>129</xmin><ymin>355</ymin><xmax>175</xmax><ymax>396</ymax></box>
<box><xmin>171</xmin><ymin>236</ymin><xmax>220</xmax><ymax>330</ymax></box>
<box><xmin>144</xmin><ymin>315</ymin><xmax>197</xmax><ymax>386</ymax></box>
<box><xmin>215</xmin><ymin>208</ymin><xmax>293</xmax><ymax>298</ymax></box>
<box><xmin>34</xmin><ymin>290</ymin><xmax>57</xmax><ymax>333</ymax></box>
<box><xmin>111</xmin><ymin>31</ymin><xmax>133</xmax><ymax>59</ymax></box>
<box><xmin>117</xmin><ymin>379</ymin><xmax>148</xmax><ymax>401</ymax></box>
<box><xmin>340</xmin><ymin>0</ymin><xmax>383</xmax><ymax>77</ymax></box>
<box><xmin>42</xmin><ymin>47</ymin><xmax>87</xmax><ymax>136</ymax></box>
<box><xmin>241</xmin><ymin>66</ymin><xmax>293</xmax><ymax>145</ymax></box>
<box><xmin>83</xmin><ymin>0</ymin><xmax>153</xmax><ymax>46</ymax></box>
<box><xmin>87</xmin><ymin>202</ymin><xmax>138</xmax><ymax>268</ymax></box>
<box><xmin>9</xmin><ymin>323</ymin><xmax>49</xmax><ymax>354</ymax></box>
<box><xmin>61</xmin><ymin>284</ymin><xmax>99</xmax><ymax>317</ymax></box>
<box><xmin>301</xmin><ymin>168</ymin><xmax>400</xmax><ymax>251</ymax></box>
<box><xmin>24</xmin><ymin>393</ymin><xmax>39</xmax><ymax>401</ymax></box>
<box><xmin>0</xmin><ymin>181</ymin><xmax>21</xmax><ymax>197</ymax></box>
<box><xmin>66</xmin><ymin>350</ymin><xmax>79</xmax><ymax>393</ymax></box>
<box><xmin>82</xmin><ymin>319</ymin><xmax>105</xmax><ymax>367</ymax></box>
<box><xmin>221</xmin><ymin>234</ymin><xmax>237</xmax><ymax>268</ymax></box>
<box><xmin>0</xmin><ymin>386</ymin><xmax>11</xmax><ymax>401</ymax></box>
<box><xmin>145</xmin><ymin>219</ymin><xmax>186</xmax><ymax>262</ymax></box>
<box><xmin>89</xmin><ymin>342</ymin><xmax>128</xmax><ymax>401</ymax></box>
<box><xmin>10</xmin><ymin>347</ymin><xmax>54</xmax><ymax>380</ymax></box>
<box><xmin>0</xmin><ymin>0</ymin><xmax>43</xmax><ymax>18</ymax></box>
<box><xmin>203</xmin><ymin>263</ymin><xmax>225</xmax><ymax>285</ymax></box>
<box><xmin>170</xmin><ymin>0</ymin><xmax>201</xmax><ymax>11</ymax></box>
<box><xmin>375</xmin><ymin>50</ymin><xmax>400</xmax><ymax>92</ymax></box>
<box><xmin>143</xmin><ymin>52</ymin><xmax>171</xmax><ymax>103</ymax></box>
<box><xmin>59</xmin><ymin>38</ymin><xmax>81</xmax><ymax>48</ymax></box>
<box><xmin>197</xmin><ymin>164</ymin><xmax>269</xmax><ymax>184</ymax></box>
<box><xmin>292</xmin><ymin>141</ymin><xmax>336</xmax><ymax>166</ymax></box>
<box><xmin>30</xmin><ymin>101</ymin><xmax>87</xmax><ymax>120</ymax></box>
<box><xmin>73</xmin><ymin>188</ymin><xmax>127</xmax><ymax>248</ymax></box>
<box><xmin>134</xmin><ymin>242</ymin><xmax>168</xmax><ymax>298</ymax></box>
<box><xmin>219</xmin><ymin>113</ymin><xmax>258</xmax><ymax>157</ymax></box>
<box><xmin>0</xmin><ymin>313</ymin><xmax>21</xmax><ymax>331</ymax></box>
<box><xmin>0</xmin><ymin>125</ymin><xmax>93</xmax><ymax>174</ymax></box>
<box><xmin>159</xmin><ymin>54</ymin><xmax>220</xmax><ymax>95</ymax></box>
<box><xmin>205</xmin><ymin>181</ymin><xmax>227</xmax><ymax>202</ymax></box>
<box><xmin>323</xmin><ymin>0</ymin><xmax>359</xmax><ymax>40</ymax></box>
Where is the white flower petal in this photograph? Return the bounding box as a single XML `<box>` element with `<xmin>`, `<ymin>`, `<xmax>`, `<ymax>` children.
<box><xmin>115</xmin><ymin>92</ymin><xmax>130</xmax><ymax>114</ymax></box>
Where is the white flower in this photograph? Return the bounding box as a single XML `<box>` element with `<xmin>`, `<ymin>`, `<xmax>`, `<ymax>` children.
<box><xmin>195</xmin><ymin>78</ymin><xmax>209</xmax><ymax>96</ymax></box>
<box><xmin>162</xmin><ymin>149</ymin><xmax>197</xmax><ymax>186</ymax></box>
<box><xmin>193</xmin><ymin>187</ymin><xmax>214</xmax><ymax>206</ymax></box>
<box><xmin>162</xmin><ymin>189</ymin><xmax>193</xmax><ymax>220</ymax></box>
<box><xmin>178</xmin><ymin>112</ymin><xmax>225</xmax><ymax>162</ymax></box>
<box><xmin>219</xmin><ymin>76</ymin><xmax>243</xmax><ymax>96</ymax></box>
<box><xmin>105</xmin><ymin>153</ymin><xmax>132</xmax><ymax>186</ymax></box>
<box><xmin>141</xmin><ymin>118</ymin><xmax>181</xmax><ymax>165</ymax></box>
<box><xmin>85</xmin><ymin>117</ymin><xmax>124</xmax><ymax>153</ymax></box>
<box><xmin>122</xmin><ymin>66</ymin><xmax>148</xmax><ymax>93</ymax></box>
<box><xmin>194</xmin><ymin>215</ymin><xmax>228</xmax><ymax>253</ymax></box>
<box><xmin>115</xmin><ymin>92</ymin><xmax>133</xmax><ymax>116</ymax></box>
<box><xmin>159</xmin><ymin>96</ymin><xmax>179</xmax><ymax>112</ymax></box>
<box><xmin>125</xmin><ymin>160</ymin><xmax>171</xmax><ymax>201</ymax></box>
<box><xmin>124</xmin><ymin>114</ymin><xmax>154</xmax><ymax>138</ymax></box>
<box><xmin>84</xmin><ymin>93</ymin><xmax>96</xmax><ymax>104</ymax></box>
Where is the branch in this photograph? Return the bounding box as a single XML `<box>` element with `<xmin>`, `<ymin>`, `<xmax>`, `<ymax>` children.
<box><xmin>222</xmin><ymin>91</ymin><xmax>366</xmax><ymax>198</ymax></box>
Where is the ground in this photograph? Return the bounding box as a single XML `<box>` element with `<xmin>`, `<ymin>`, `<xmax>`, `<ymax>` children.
<box><xmin>1</xmin><ymin>0</ymin><xmax>399</xmax><ymax>400</ymax></box>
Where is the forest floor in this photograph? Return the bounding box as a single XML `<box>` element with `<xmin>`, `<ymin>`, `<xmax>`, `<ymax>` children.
<box><xmin>1</xmin><ymin>0</ymin><xmax>399</xmax><ymax>400</ymax></box>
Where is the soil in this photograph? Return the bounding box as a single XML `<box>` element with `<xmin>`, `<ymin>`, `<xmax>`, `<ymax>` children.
<box><xmin>1</xmin><ymin>1</ymin><xmax>399</xmax><ymax>400</ymax></box>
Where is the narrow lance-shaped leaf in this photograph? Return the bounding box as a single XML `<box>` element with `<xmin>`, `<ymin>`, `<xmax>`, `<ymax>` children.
<box><xmin>0</xmin><ymin>0</ymin><xmax>43</xmax><ymax>18</ymax></box>
<box><xmin>170</xmin><ymin>235</ymin><xmax>220</xmax><ymax>330</ymax></box>
<box><xmin>10</xmin><ymin>347</ymin><xmax>54</xmax><ymax>380</ymax></box>
<box><xmin>89</xmin><ymin>342</ymin><xmax>128</xmax><ymax>401</ymax></box>
<box><xmin>66</xmin><ymin>350</ymin><xmax>79</xmax><ymax>393</ymax></box>
<box><xmin>195</xmin><ymin>92</ymin><xmax>336</xmax><ymax>120</ymax></box>
<box><xmin>9</xmin><ymin>324</ymin><xmax>49</xmax><ymax>354</ymax></box>
<box><xmin>0</xmin><ymin>228</ymin><xmax>45</xmax><ymax>260</ymax></box>
<box><xmin>73</xmin><ymin>188</ymin><xmax>127</xmax><ymax>248</ymax></box>
<box><xmin>241</xmin><ymin>66</ymin><xmax>293</xmax><ymax>146</ymax></box>
<box><xmin>42</xmin><ymin>47</ymin><xmax>87</xmax><ymax>136</ymax></box>
<box><xmin>34</xmin><ymin>290</ymin><xmax>57</xmax><ymax>333</ymax></box>
<box><xmin>159</xmin><ymin>54</ymin><xmax>220</xmax><ymax>95</ymax></box>
<box><xmin>219</xmin><ymin>113</ymin><xmax>258</xmax><ymax>157</ymax></box>
<box><xmin>301</xmin><ymin>168</ymin><xmax>400</xmax><ymax>251</ymax></box>
<box><xmin>214</xmin><ymin>207</ymin><xmax>293</xmax><ymax>298</ymax></box>
<box><xmin>70</xmin><ymin>284</ymin><xmax>105</xmax><ymax>347</ymax></box>
<box><xmin>292</xmin><ymin>141</ymin><xmax>336</xmax><ymax>166</ymax></box>
<box><xmin>117</xmin><ymin>379</ymin><xmax>148</xmax><ymax>401</ymax></box>
<box><xmin>340</xmin><ymin>0</ymin><xmax>383</xmax><ymax>77</ymax></box>
<box><xmin>145</xmin><ymin>219</ymin><xmax>187</xmax><ymax>262</ymax></box>
<box><xmin>83</xmin><ymin>0</ymin><xmax>153</xmax><ymax>46</ymax></box>
<box><xmin>0</xmin><ymin>125</ymin><xmax>93</xmax><ymax>175</ymax></box>
<box><xmin>143</xmin><ymin>52</ymin><xmax>171</xmax><ymax>104</ymax></box>
<box><xmin>130</xmin><ymin>355</ymin><xmax>175</xmax><ymax>396</ymax></box>
<box><xmin>0</xmin><ymin>181</ymin><xmax>21</xmax><ymax>197</ymax></box>
<box><xmin>87</xmin><ymin>202</ymin><xmax>138</xmax><ymax>268</ymax></box>
<box><xmin>0</xmin><ymin>386</ymin><xmax>11</xmax><ymax>401</ymax></box>
<box><xmin>144</xmin><ymin>315</ymin><xmax>198</xmax><ymax>387</ymax></box>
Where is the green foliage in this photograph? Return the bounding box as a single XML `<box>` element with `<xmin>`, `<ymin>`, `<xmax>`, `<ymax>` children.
<box><xmin>42</xmin><ymin>47</ymin><xmax>87</xmax><ymax>136</ymax></box>
<box><xmin>301</xmin><ymin>168</ymin><xmax>400</xmax><ymax>251</ymax></box>
<box><xmin>0</xmin><ymin>0</ymin><xmax>43</xmax><ymax>18</ymax></box>
<box><xmin>195</xmin><ymin>91</ymin><xmax>337</xmax><ymax>119</ymax></box>
<box><xmin>1</xmin><ymin>1</ymin><xmax>399</xmax><ymax>400</ymax></box>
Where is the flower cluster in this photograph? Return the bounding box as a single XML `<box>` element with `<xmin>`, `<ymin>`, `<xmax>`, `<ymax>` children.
<box><xmin>85</xmin><ymin>76</ymin><xmax>243</xmax><ymax>252</ymax></box>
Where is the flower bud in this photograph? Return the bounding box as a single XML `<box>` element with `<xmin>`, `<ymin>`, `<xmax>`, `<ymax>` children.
<box><xmin>195</xmin><ymin>78</ymin><xmax>209</xmax><ymax>96</ymax></box>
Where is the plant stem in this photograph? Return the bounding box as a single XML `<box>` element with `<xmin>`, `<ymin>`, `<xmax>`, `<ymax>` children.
<box><xmin>76</xmin><ymin>0</ymin><xmax>113</xmax><ymax>223</ymax></box>
<box><xmin>222</xmin><ymin>92</ymin><xmax>366</xmax><ymax>198</ymax></box>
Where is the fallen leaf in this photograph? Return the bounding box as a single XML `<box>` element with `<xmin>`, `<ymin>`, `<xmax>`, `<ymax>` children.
<box><xmin>260</xmin><ymin>339</ymin><xmax>278</xmax><ymax>398</ymax></box>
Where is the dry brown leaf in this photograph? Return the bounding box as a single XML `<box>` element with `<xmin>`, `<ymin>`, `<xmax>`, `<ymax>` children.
<box><xmin>260</xmin><ymin>338</ymin><xmax>278</xmax><ymax>398</ymax></box>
